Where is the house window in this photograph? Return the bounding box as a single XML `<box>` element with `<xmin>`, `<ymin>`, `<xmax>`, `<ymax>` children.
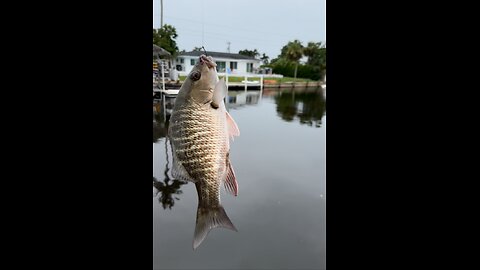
<box><xmin>246</xmin><ymin>63</ymin><xmax>253</xmax><ymax>73</ymax></box>
<box><xmin>216</xmin><ymin>61</ymin><xmax>226</xmax><ymax>72</ymax></box>
<box><xmin>230</xmin><ymin>62</ymin><xmax>237</xmax><ymax>70</ymax></box>
<box><xmin>180</xmin><ymin>58</ymin><xmax>184</xmax><ymax>64</ymax></box>
<box><xmin>191</xmin><ymin>59</ymin><xmax>197</xmax><ymax>65</ymax></box>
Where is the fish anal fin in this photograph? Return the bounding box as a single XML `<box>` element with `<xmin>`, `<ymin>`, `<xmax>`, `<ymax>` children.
<box><xmin>224</xmin><ymin>157</ymin><xmax>238</xmax><ymax>196</ymax></box>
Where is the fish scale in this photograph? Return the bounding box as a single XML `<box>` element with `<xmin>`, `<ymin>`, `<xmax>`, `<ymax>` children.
<box><xmin>170</xmin><ymin>98</ymin><xmax>228</xmax><ymax>207</ymax></box>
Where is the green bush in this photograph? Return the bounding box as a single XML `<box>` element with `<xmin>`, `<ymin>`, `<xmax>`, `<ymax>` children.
<box><xmin>270</xmin><ymin>58</ymin><xmax>322</xmax><ymax>81</ymax></box>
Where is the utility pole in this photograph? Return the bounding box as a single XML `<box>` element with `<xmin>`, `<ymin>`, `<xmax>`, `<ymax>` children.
<box><xmin>160</xmin><ymin>0</ymin><xmax>163</xmax><ymax>28</ymax></box>
<box><xmin>227</xmin><ymin>41</ymin><xmax>231</xmax><ymax>53</ymax></box>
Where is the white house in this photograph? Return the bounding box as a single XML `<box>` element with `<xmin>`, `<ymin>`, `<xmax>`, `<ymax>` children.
<box><xmin>173</xmin><ymin>51</ymin><xmax>262</xmax><ymax>76</ymax></box>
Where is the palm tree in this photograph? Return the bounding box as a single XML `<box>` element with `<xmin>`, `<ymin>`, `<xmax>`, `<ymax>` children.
<box><xmin>283</xmin><ymin>40</ymin><xmax>304</xmax><ymax>82</ymax></box>
<box><xmin>304</xmin><ymin>41</ymin><xmax>326</xmax><ymax>81</ymax></box>
<box><xmin>260</xmin><ymin>53</ymin><xmax>270</xmax><ymax>65</ymax></box>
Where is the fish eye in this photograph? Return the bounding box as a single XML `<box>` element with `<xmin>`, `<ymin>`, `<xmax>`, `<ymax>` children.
<box><xmin>190</xmin><ymin>71</ymin><xmax>201</xmax><ymax>81</ymax></box>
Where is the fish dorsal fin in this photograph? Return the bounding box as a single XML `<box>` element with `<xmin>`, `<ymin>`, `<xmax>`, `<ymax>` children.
<box><xmin>223</xmin><ymin>155</ymin><xmax>238</xmax><ymax>196</ymax></box>
<box><xmin>226</xmin><ymin>111</ymin><xmax>240</xmax><ymax>140</ymax></box>
<box><xmin>211</xmin><ymin>78</ymin><xmax>227</xmax><ymax>109</ymax></box>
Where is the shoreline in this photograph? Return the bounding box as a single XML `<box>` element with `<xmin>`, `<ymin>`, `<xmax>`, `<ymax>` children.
<box><xmin>154</xmin><ymin>81</ymin><xmax>324</xmax><ymax>90</ymax></box>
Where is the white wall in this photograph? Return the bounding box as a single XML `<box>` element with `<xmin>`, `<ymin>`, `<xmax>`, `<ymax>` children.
<box><xmin>236</xmin><ymin>61</ymin><xmax>247</xmax><ymax>74</ymax></box>
<box><xmin>215</xmin><ymin>58</ymin><xmax>261</xmax><ymax>74</ymax></box>
<box><xmin>173</xmin><ymin>56</ymin><xmax>196</xmax><ymax>73</ymax></box>
<box><xmin>174</xmin><ymin>56</ymin><xmax>261</xmax><ymax>75</ymax></box>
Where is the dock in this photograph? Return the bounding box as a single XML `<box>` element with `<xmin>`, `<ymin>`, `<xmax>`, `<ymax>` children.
<box><xmin>154</xmin><ymin>71</ymin><xmax>324</xmax><ymax>100</ymax></box>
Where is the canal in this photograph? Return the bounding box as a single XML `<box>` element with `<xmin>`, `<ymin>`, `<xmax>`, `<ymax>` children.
<box><xmin>153</xmin><ymin>87</ymin><xmax>326</xmax><ymax>269</ymax></box>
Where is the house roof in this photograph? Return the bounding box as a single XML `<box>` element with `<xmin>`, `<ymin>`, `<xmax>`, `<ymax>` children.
<box><xmin>179</xmin><ymin>50</ymin><xmax>259</xmax><ymax>61</ymax></box>
<box><xmin>153</xmin><ymin>45</ymin><xmax>171</xmax><ymax>57</ymax></box>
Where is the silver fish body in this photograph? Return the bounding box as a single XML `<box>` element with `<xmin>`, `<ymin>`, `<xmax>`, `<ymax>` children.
<box><xmin>168</xmin><ymin>55</ymin><xmax>240</xmax><ymax>249</ymax></box>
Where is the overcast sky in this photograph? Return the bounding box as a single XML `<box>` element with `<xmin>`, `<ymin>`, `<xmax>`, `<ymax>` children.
<box><xmin>153</xmin><ymin>0</ymin><xmax>325</xmax><ymax>59</ymax></box>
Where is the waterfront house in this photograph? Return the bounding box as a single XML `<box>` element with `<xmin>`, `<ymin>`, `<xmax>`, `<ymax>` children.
<box><xmin>173</xmin><ymin>51</ymin><xmax>262</xmax><ymax>76</ymax></box>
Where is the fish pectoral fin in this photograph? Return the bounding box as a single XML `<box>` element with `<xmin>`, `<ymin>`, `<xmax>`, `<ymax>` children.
<box><xmin>193</xmin><ymin>205</ymin><xmax>237</xmax><ymax>250</ymax></box>
<box><xmin>226</xmin><ymin>111</ymin><xmax>240</xmax><ymax>140</ymax></box>
<box><xmin>211</xmin><ymin>78</ymin><xmax>227</xmax><ymax>109</ymax></box>
<box><xmin>224</xmin><ymin>158</ymin><xmax>238</xmax><ymax>196</ymax></box>
<box><xmin>171</xmin><ymin>149</ymin><xmax>197</xmax><ymax>183</ymax></box>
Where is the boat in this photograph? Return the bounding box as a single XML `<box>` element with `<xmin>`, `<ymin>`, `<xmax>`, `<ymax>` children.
<box><xmin>240</xmin><ymin>80</ymin><xmax>260</xmax><ymax>84</ymax></box>
<box><xmin>160</xmin><ymin>89</ymin><xmax>179</xmax><ymax>97</ymax></box>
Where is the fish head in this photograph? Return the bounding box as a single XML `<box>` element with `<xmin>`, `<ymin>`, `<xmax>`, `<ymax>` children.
<box><xmin>182</xmin><ymin>54</ymin><xmax>220</xmax><ymax>105</ymax></box>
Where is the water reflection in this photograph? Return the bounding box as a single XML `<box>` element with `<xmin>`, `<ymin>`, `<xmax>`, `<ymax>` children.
<box><xmin>226</xmin><ymin>91</ymin><xmax>261</xmax><ymax>109</ymax></box>
<box><xmin>153</xmin><ymin>88</ymin><xmax>325</xmax><ymax>267</ymax></box>
<box><xmin>153</xmin><ymin>176</ymin><xmax>187</xmax><ymax>210</ymax></box>
<box><xmin>274</xmin><ymin>89</ymin><xmax>326</xmax><ymax>127</ymax></box>
<box><xmin>153</xmin><ymin>98</ymin><xmax>175</xmax><ymax>142</ymax></box>
<box><xmin>153</xmin><ymin>135</ymin><xmax>187</xmax><ymax>209</ymax></box>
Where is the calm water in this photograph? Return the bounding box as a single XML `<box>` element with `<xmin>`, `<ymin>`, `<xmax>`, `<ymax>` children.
<box><xmin>153</xmin><ymin>87</ymin><xmax>326</xmax><ymax>270</ymax></box>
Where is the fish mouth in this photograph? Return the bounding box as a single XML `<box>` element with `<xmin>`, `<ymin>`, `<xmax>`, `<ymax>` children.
<box><xmin>199</xmin><ymin>55</ymin><xmax>216</xmax><ymax>69</ymax></box>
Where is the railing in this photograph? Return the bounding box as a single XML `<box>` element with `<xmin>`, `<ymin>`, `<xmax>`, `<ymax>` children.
<box><xmin>154</xmin><ymin>60</ymin><xmax>169</xmax><ymax>90</ymax></box>
<box><xmin>224</xmin><ymin>73</ymin><xmax>265</xmax><ymax>91</ymax></box>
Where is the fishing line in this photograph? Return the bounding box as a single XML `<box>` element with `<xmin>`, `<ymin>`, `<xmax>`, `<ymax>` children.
<box><xmin>201</xmin><ymin>0</ymin><xmax>205</xmax><ymax>46</ymax></box>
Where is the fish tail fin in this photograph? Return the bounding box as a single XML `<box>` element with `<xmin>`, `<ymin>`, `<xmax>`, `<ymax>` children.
<box><xmin>193</xmin><ymin>205</ymin><xmax>237</xmax><ymax>250</ymax></box>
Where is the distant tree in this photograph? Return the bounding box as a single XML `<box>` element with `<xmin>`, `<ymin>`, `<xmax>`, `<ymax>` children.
<box><xmin>270</xmin><ymin>40</ymin><xmax>325</xmax><ymax>81</ymax></box>
<box><xmin>303</xmin><ymin>41</ymin><xmax>326</xmax><ymax>80</ymax></box>
<box><xmin>260</xmin><ymin>53</ymin><xmax>270</xmax><ymax>65</ymax></box>
<box><xmin>238</xmin><ymin>49</ymin><xmax>259</xmax><ymax>58</ymax></box>
<box><xmin>192</xmin><ymin>47</ymin><xmax>203</xmax><ymax>52</ymax></box>
<box><xmin>282</xmin><ymin>40</ymin><xmax>304</xmax><ymax>81</ymax></box>
<box><xmin>153</xmin><ymin>24</ymin><xmax>179</xmax><ymax>56</ymax></box>
<box><xmin>269</xmin><ymin>57</ymin><xmax>280</xmax><ymax>65</ymax></box>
